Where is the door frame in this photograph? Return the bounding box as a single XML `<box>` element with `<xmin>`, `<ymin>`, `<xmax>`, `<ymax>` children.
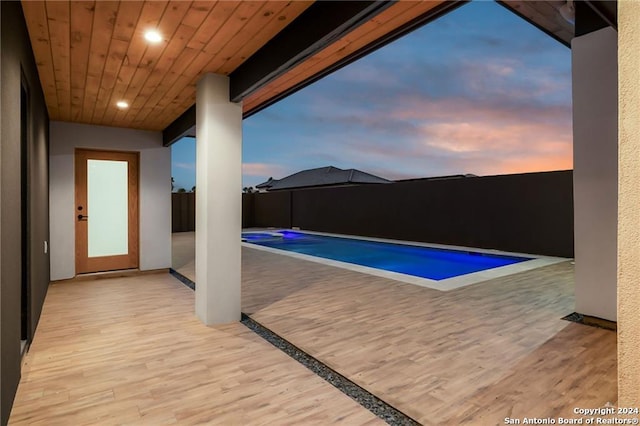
<box><xmin>75</xmin><ymin>149</ymin><xmax>140</xmax><ymax>274</ymax></box>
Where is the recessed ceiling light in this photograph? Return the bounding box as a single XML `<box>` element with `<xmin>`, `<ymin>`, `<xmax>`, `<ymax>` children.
<box><xmin>144</xmin><ymin>30</ymin><xmax>162</xmax><ymax>43</ymax></box>
<box><xmin>116</xmin><ymin>100</ymin><xmax>129</xmax><ymax>109</ymax></box>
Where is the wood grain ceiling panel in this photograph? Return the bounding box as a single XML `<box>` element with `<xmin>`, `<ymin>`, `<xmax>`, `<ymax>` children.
<box><xmin>91</xmin><ymin>1</ymin><xmax>146</xmax><ymax>125</ymax></box>
<box><xmin>113</xmin><ymin>1</ymin><xmax>190</xmax><ymax>126</ymax></box>
<box><xmin>46</xmin><ymin>2</ymin><xmax>71</xmax><ymax>121</ymax></box>
<box><xmin>130</xmin><ymin>2</ymin><xmax>219</xmax><ymax>127</ymax></box>
<box><xmin>100</xmin><ymin>1</ymin><xmax>166</xmax><ymax>127</ymax></box>
<box><xmin>83</xmin><ymin>1</ymin><xmax>119</xmax><ymax>123</ymax></box>
<box><xmin>242</xmin><ymin>1</ymin><xmax>447</xmax><ymax>113</ymax></box>
<box><xmin>22</xmin><ymin>0</ymin><xmax>313</xmax><ymax>131</ymax></box>
<box><xmin>69</xmin><ymin>1</ymin><xmax>95</xmax><ymax>122</ymax></box>
<box><xmin>22</xmin><ymin>1</ymin><xmax>59</xmax><ymax>118</ymax></box>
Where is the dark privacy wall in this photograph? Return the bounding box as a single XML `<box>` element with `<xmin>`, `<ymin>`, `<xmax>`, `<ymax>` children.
<box><xmin>252</xmin><ymin>191</ymin><xmax>291</xmax><ymax>228</ymax></box>
<box><xmin>1</xmin><ymin>2</ymin><xmax>51</xmax><ymax>423</ymax></box>
<box><xmin>244</xmin><ymin>171</ymin><xmax>574</xmax><ymax>258</ymax></box>
<box><xmin>171</xmin><ymin>192</ymin><xmax>196</xmax><ymax>232</ymax></box>
<box><xmin>172</xmin><ymin>193</ymin><xmax>260</xmax><ymax>231</ymax></box>
<box><xmin>242</xmin><ymin>193</ymin><xmax>254</xmax><ymax>228</ymax></box>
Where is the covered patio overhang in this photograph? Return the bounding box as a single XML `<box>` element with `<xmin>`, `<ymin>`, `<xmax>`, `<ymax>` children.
<box><xmin>17</xmin><ymin>0</ymin><xmax>638</xmax><ymax>409</ymax></box>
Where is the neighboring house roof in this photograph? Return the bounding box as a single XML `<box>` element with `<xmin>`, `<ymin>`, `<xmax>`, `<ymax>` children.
<box><xmin>256</xmin><ymin>166</ymin><xmax>392</xmax><ymax>191</ymax></box>
<box><xmin>255</xmin><ymin>178</ymin><xmax>276</xmax><ymax>189</ymax></box>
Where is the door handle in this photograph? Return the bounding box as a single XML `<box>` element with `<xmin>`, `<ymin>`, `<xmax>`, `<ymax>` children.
<box><xmin>78</xmin><ymin>214</ymin><xmax>88</xmax><ymax>221</ymax></box>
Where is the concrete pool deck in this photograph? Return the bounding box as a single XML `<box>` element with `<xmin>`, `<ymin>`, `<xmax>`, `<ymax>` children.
<box><xmin>171</xmin><ymin>231</ymin><xmax>617</xmax><ymax>425</ymax></box>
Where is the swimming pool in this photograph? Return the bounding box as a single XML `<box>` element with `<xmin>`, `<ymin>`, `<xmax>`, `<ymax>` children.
<box><xmin>242</xmin><ymin>230</ymin><xmax>566</xmax><ymax>290</ymax></box>
<box><xmin>243</xmin><ymin>230</ymin><xmax>529</xmax><ymax>280</ymax></box>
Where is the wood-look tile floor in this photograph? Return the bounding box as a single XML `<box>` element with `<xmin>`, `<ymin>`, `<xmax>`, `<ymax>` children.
<box><xmin>173</xmin><ymin>233</ymin><xmax>617</xmax><ymax>424</ymax></box>
<box><xmin>9</xmin><ymin>273</ymin><xmax>382</xmax><ymax>425</ymax></box>
<box><xmin>171</xmin><ymin>231</ymin><xmax>195</xmax><ymax>279</ymax></box>
<box><xmin>13</xmin><ymin>235</ymin><xmax>617</xmax><ymax>425</ymax></box>
<box><xmin>241</xmin><ymin>247</ymin><xmax>617</xmax><ymax>426</ymax></box>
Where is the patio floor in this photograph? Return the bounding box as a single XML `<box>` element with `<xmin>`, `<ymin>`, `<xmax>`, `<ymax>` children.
<box><xmin>9</xmin><ymin>272</ymin><xmax>381</xmax><ymax>425</ymax></box>
<box><xmin>241</xmin><ymin>245</ymin><xmax>617</xmax><ymax>425</ymax></box>
<box><xmin>174</xmin><ymin>231</ymin><xmax>617</xmax><ymax>425</ymax></box>
<box><xmin>10</xmin><ymin>232</ymin><xmax>617</xmax><ymax>424</ymax></box>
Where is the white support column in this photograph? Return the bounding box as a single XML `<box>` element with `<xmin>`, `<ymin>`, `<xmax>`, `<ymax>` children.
<box><xmin>572</xmin><ymin>27</ymin><xmax>618</xmax><ymax>321</ymax></box>
<box><xmin>195</xmin><ymin>73</ymin><xmax>242</xmax><ymax>325</ymax></box>
<box><xmin>618</xmin><ymin>0</ymin><xmax>640</xmax><ymax>407</ymax></box>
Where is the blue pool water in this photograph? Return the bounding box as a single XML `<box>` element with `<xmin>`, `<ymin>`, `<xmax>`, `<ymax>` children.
<box><xmin>242</xmin><ymin>231</ymin><xmax>531</xmax><ymax>281</ymax></box>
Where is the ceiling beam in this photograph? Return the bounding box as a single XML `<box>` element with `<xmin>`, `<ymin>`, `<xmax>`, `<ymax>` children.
<box><xmin>243</xmin><ymin>0</ymin><xmax>466</xmax><ymax>119</ymax></box>
<box><xmin>228</xmin><ymin>0</ymin><xmax>396</xmax><ymax>103</ymax></box>
<box><xmin>163</xmin><ymin>105</ymin><xmax>195</xmax><ymax>146</ymax></box>
<box><xmin>584</xmin><ymin>0</ymin><xmax>617</xmax><ymax>30</ymax></box>
<box><xmin>576</xmin><ymin>0</ymin><xmax>617</xmax><ymax>37</ymax></box>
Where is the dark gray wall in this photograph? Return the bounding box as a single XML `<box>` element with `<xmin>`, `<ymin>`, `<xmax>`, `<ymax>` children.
<box><xmin>244</xmin><ymin>171</ymin><xmax>574</xmax><ymax>257</ymax></box>
<box><xmin>253</xmin><ymin>191</ymin><xmax>291</xmax><ymax>228</ymax></box>
<box><xmin>171</xmin><ymin>192</ymin><xmax>195</xmax><ymax>232</ymax></box>
<box><xmin>172</xmin><ymin>193</ymin><xmax>257</xmax><ymax>231</ymax></box>
<box><xmin>1</xmin><ymin>2</ymin><xmax>50</xmax><ymax>424</ymax></box>
<box><xmin>242</xmin><ymin>193</ymin><xmax>254</xmax><ymax>228</ymax></box>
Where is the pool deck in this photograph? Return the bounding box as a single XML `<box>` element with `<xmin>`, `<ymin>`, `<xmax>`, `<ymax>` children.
<box><xmin>11</xmin><ymin>231</ymin><xmax>617</xmax><ymax>424</ymax></box>
<box><xmin>244</xmin><ymin>247</ymin><xmax>616</xmax><ymax>425</ymax></box>
<box><xmin>173</xmin><ymin>231</ymin><xmax>617</xmax><ymax>425</ymax></box>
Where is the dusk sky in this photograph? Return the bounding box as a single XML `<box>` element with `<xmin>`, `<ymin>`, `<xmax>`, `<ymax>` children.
<box><xmin>171</xmin><ymin>0</ymin><xmax>572</xmax><ymax>192</ymax></box>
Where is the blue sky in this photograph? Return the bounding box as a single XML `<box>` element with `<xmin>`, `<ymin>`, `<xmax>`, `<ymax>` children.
<box><xmin>171</xmin><ymin>0</ymin><xmax>572</xmax><ymax>191</ymax></box>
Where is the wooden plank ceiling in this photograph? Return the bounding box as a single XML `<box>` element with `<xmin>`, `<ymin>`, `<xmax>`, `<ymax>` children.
<box><xmin>21</xmin><ymin>1</ymin><xmax>313</xmax><ymax>130</ymax></box>
<box><xmin>22</xmin><ymin>1</ymin><xmax>572</xmax><ymax>132</ymax></box>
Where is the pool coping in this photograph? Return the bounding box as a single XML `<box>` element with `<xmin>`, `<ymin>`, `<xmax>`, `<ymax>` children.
<box><xmin>242</xmin><ymin>229</ymin><xmax>570</xmax><ymax>291</ymax></box>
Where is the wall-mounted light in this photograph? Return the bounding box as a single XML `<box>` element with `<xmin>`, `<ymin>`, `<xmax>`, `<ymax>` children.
<box><xmin>144</xmin><ymin>30</ymin><xmax>163</xmax><ymax>43</ymax></box>
<box><xmin>559</xmin><ymin>0</ymin><xmax>575</xmax><ymax>25</ymax></box>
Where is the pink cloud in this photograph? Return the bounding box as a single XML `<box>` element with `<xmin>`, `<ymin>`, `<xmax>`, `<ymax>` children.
<box><xmin>420</xmin><ymin>120</ymin><xmax>571</xmax><ymax>154</ymax></box>
<box><xmin>242</xmin><ymin>163</ymin><xmax>287</xmax><ymax>178</ymax></box>
<box><xmin>249</xmin><ymin>54</ymin><xmax>572</xmax><ymax>182</ymax></box>
<box><xmin>317</xmin><ymin>94</ymin><xmax>572</xmax><ymax>179</ymax></box>
<box><xmin>444</xmin><ymin>153</ymin><xmax>572</xmax><ymax>177</ymax></box>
